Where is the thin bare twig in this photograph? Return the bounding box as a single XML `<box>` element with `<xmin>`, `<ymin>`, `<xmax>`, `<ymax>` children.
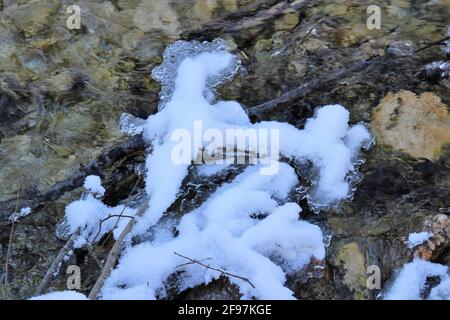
<box><xmin>3</xmin><ymin>183</ymin><xmax>21</xmax><ymax>300</ymax></box>
<box><xmin>93</xmin><ymin>175</ymin><xmax>142</xmax><ymax>255</ymax></box>
<box><xmin>88</xmin><ymin>199</ymin><xmax>149</xmax><ymax>300</ymax></box>
<box><xmin>91</xmin><ymin>214</ymin><xmax>135</xmax><ymax>245</ymax></box>
<box><xmin>298</xmin><ymin>18</ymin><xmax>322</xmax><ymax>47</ymax></box>
<box><xmin>174</xmin><ymin>252</ymin><xmax>255</xmax><ymax>289</ymax></box>
<box><xmin>176</xmin><ymin>257</ymin><xmax>212</xmax><ymax>268</ymax></box>
<box><xmin>247</xmin><ymin>58</ymin><xmax>379</xmax><ymax>117</ymax></box>
<box><xmin>415</xmin><ymin>36</ymin><xmax>450</xmax><ymax>53</ymax></box>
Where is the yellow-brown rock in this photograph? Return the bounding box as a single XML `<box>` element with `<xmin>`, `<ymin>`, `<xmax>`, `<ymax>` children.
<box><xmin>372</xmin><ymin>90</ymin><xmax>450</xmax><ymax>160</ymax></box>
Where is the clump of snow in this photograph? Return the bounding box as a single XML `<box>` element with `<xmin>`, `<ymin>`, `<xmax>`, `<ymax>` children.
<box><xmin>54</xmin><ymin>39</ymin><xmax>373</xmax><ymax>300</ymax></box>
<box><xmin>384</xmin><ymin>259</ymin><xmax>450</xmax><ymax>300</ymax></box>
<box><xmin>83</xmin><ymin>175</ymin><xmax>105</xmax><ymax>196</ymax></box>
<box><xmin>63</xmin><ymin>176</ymin><xmax>136</xmax><ymax>242</ymax></box>
<box><xmin>30</xmin><ymin>290</ymin><xmax>87</xmax><ymax>300</ymax></box>
<box><xmin>425</xmin><ymin>61</ymin><xmax>450</xmax><ymax>78</ymax></box>
<box><xmin>73</xmin><ymin>236</ymin><xmax>87</xmax><ymax>249</ymax></box>
<box><xmin>407</xmin><ymin>231</ymin><xmax>432</xmax><ymax>248</ymax></box>
<box><xmin>119</xmin><ymin>113</ymin><xmax>145</xmax><ymax>136</ymax></box>
<box><xmin>134</xmin><ymin>39</ymin><xmax>373</xmax><ymax>236</ymax></box>
<box><xmin>101</xmin><ymin>164</ymin><xmax>325</xmax><ymax>300</ymax></box>
<box><xmin>97</xmin><ymin>39</ymin><xmax>373</xmax><ymax>299</ymax></box>
<box><xmin>151</xmin><ymin>39</ymin><xmax>241</xmax><ymax>110</ymax></box>
<box><xmin>9</xmin><ymin>207</ymin><xmax>31</xmax><ymax>222</ymax></box>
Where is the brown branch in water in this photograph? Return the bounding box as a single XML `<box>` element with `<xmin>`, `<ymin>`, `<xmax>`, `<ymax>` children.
<box><xmin>415</xmin><ymin>36</ymin><xmax>450</xmax><ymax>53</ymax></box>
<box><xmin>246</xmin><ymin>57</ymin><xmax>380</xmax><ymax>117</ymax></box>
<box><xmin>174</xmin><ymin>252</ymin><xmax>255</xmax><ymax>289</ymax></box>
<box><xmin>0</xmin><ymin>134</ymin><xmax>145</xmax><ymax>227</ymax></box>
<box><xmin>42</xmin><ymin>134</ymin><xmax>145</xmax><ymax>202</ymax></box>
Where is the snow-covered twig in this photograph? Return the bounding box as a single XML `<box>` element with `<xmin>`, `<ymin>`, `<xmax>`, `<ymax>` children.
<box><xmin>174</xmin><ymin>252</ymin><xmax>255</xmax><ymax>289</ymax></box>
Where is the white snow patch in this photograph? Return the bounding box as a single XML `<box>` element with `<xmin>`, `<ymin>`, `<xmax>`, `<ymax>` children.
<box><xmin>9</xmin><ymin>207</ymin><xmax>31</xmax><ymax>222</ymax></box>
<box><xmin>407</xmin><ymin>231</ymin><xmax>432</xmax><ymax>248</ymax></box>
<box><xmin>99</xmin><ymin>39</ymin><xmax>372</xmax><ymax>299</ymax></box>
<box><xmin>384</xmin><ymin>259</ymin><xmax>450</xmax><ymax>300</ymax></box>
<box><xmin>83</xmin><ymin>175</ymin><xmax>105</xmax><ymax>196</ymax></box>
<box><xmin>64</xmin><ymin>176</ymin><xmax>137</xmax><ymax>242</ymax></box>
<box><xmin>101</xmin><ymin>164</ymin><xmax>325</xmax><ymax>300</ymax></box>
<box><xmin>58</xmin><ymin>39</ymin><xmax>373</xmax><ymax>300</ymax></box>
<box><xmin>133</xmin><ymin>39</ymin><xmax>372</xmax><ymax>235</ymax></box>
<box><xmin>73</xmin><ymin>236</ymin><xmax>87</xmax><ymax>249</ymax></box>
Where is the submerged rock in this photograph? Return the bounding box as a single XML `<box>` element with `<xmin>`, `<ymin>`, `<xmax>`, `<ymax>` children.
<box><xmin>372</xmin><ymin>91</ymin><xmax>450</xmax><ymax>161</ymax></box>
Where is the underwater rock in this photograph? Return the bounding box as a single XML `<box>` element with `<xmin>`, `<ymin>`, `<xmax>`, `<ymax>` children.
<box><xmin>371</xmin><ymin>90</ymin><xmax>450</xmax><ymax>160</ymax></box>
<box><xmin>331</xmin><ymin>242</ymin><xmax>369</xmax><ymax>299</ymax></box>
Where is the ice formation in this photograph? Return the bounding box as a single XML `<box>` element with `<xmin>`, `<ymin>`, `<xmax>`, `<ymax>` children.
<box><xmin>56</xmin><ymin>39</ymin><xmax>373</xmax><ymax>300</ymax></box>
<box><xmin>407</xmin><ymin>231</ymin><xmax>432</xmax><ymax>249</ymax></box>
<box><xmin>99</xmin><ymin>40</ymin><xmax>372</xmax><ymax>299</ymax></box>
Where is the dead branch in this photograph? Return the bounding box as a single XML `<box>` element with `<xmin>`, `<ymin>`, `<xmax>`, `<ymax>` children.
<box><xmin>0</xmin><ymin>134</ymin><xmax>145</xmax><ymax>228</ymax></box>
<box><xmin>91</xmin><ymin>214</ymin><xmax>135</xmax><ymax>245</ymax></box>
<box><xmin>34</xmin><ymin>232</ymin><xmax>79</xmax><ymax>296</ymax></box>
<box><xmin>247</xmin><ymin>58</ymin><xmax>378</xmax><ymax>117</ymax></box>
<box><xmin>92</xmin><ymin>175</ymin><xmax>142</xmax><ymax>254</ymax></box>
<box><xmin>42</xmin><ymin>134</ymin><xmax>145</xmax><ymax>202</ymax></box>
<box><xmin>88</xmin><ymin>199</ymin><xmax>149</xmax><ymax>300</ymax></box>
<box><xmin>3</xmin><ymin>184</ymin><xmax>21</xmax><ymax>300</ymax></box>
<box><xmin>298</xmin><ymin>18</ymin><xmax>323</xmax><ymax>47</ymax></box>
<box><xmin>415</xmin><ymin>36</ymin><xmax>450</xmax><ymax>53</ymax></box>
<box><xmin>174</xmin><ymin>252</ymin><xmax>255</xmax><ymax>289</ymax></box>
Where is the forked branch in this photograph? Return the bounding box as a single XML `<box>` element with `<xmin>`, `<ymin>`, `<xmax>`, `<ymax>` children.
<box><xmin>174</xmin><ymin>252</ymin><xmax>255</xmax><ymax>288</ymax></box>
